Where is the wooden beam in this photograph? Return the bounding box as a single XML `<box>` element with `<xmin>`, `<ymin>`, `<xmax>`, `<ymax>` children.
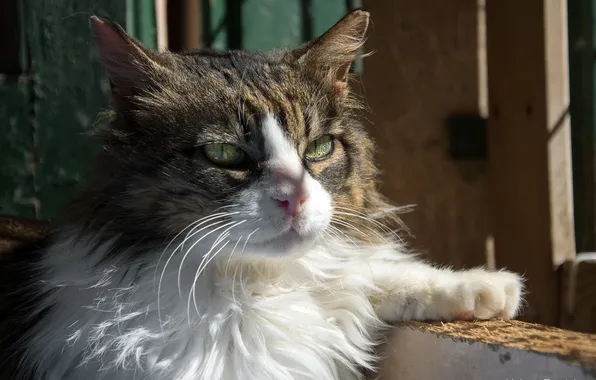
<box><xmin>568</xmin><ymin>0</ymin><xmax>596</xmax><ymax>252</ymax></box>
<box><xmin>561</xmin><ymin>254</ymin><xmax>596</xmax><ymax>333</ymax></box>
<box><xmin>166</xmin><ymin>0</ymin><xmax>202</xmax><ymax>52</ymax></box>
<box><xmin>25</xmin><ymin>0</ymin><xmax>126</xmax><ymax>219</ymax></box>
<box><xmin>155</xmin><ymin>0</ymin><xmax>169</xmax><ymax>51</ymax></box>
<box><xmin>485</xmin><ymin>0</ymin><xmax>574</xmax><ymax>325</ymax></box>
<box><xmin>375</xmin><ymin>320</ymin><xmax>596</xmax><ymax>380</ymax></box>
<box><xmin>0</xmin><ymin>214</ymin><xmax>49</xmax><ymax>252</ymax></box>
<box><xmin>362</xmin><ymin>0</ymin><xmax>488</xmax><ymax>269</ymax></box>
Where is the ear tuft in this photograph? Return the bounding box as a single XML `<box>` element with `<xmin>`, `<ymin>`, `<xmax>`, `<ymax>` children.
<box><xmin>90</xmin><ymin>16</ymin><xmax>159</xmax><ymax>111</ymax></box>
<box><xmin>293</xmin><ymin>10</ymin><xmax>370</xmax><ymax>94</ymax></box>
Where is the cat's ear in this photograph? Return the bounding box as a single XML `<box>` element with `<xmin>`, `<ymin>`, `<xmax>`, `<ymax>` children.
<box><xmin>90</xmin><ymin>16</ymin><xmax>163</xmax><ymax>110</ymax></box>
<box><xmin>292</xmin><ymin>10</ymin><xmax>370</xmax><ymax>95</ymax></box>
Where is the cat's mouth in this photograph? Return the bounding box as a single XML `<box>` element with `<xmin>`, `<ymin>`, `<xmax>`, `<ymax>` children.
<box><xmin>245</xmin><ymin>225</ymin><xmax>316</xmax><ymax>257</ymax></box>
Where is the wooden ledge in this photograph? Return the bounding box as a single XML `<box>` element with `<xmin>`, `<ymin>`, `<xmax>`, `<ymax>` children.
<box><xmin>376</xmin><ymin>319</ymin><xmax>596</xmax><ymax>380</ymax></box>
<box><xmin>0</xmin><ymin>214</ymin><xmax>50</xmax><ymax>251</ymax></box>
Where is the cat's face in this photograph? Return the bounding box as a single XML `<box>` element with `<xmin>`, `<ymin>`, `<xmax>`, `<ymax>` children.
<box><xmin>87</xmin><ymin>11</ymin><xmax>388</xmax><ymax>258</ymax></box>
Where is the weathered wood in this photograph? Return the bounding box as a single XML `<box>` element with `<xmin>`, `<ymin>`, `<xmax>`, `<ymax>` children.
<box><xmin>485</xmin><ymin>0</ymin><xmax>574</xmax><ymax>325</ymax></box>
<box><xmin>561</xmin><ymin>255</ymin><xmax>596</xmax><ymax>334</ymax></box>
<box><xmin>545</xmin><ymin>0</ymin><xmax>575</xmax><ymax>267</ymax></box>
<box><xmin>0</xmin><ymin>79</ymin><xmax>36</xmax><ymax>218</ymax></box>
<box><xmin>24</xmin><ymin>0</ymin><xmax>125</xmax><ymax>219</ymax></box>
<box><xmin>376</xmin><ymin>320</ymin><xmax>596</xmax><ymax>380</ymax></box>
<box><xmin>0</xmin><ymin>0</ymin><xmax>36</xmax><ymax>219</ymax></box>
<box><xmin>362</xmin><ymin>0</ymin><xmax>488</xmax><ymax>268</ymax></box>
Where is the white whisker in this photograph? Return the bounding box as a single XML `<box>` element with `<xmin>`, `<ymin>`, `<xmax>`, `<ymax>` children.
<box><xmin>187</xmin><ymin>238</ymin><xmax>232</xmax><ymax>324</ymax></box>
<box><xmin>231</xmin><ymin>228</ymin><xmax>259</xmax><ymax>304</ymax></box>
<box><xmin>330</xmin><ymin>216</ymin><xmax>389</xmax><ymax>244</ymax></box>
<box><xmin>332</xmin><ymin>208</ymin><xmax>400</xmax><ymax>242</ymax></box>
<box><xmin>156</xmin><ymin>212</ymin><xmax>241</xmax><ymax>333</ymax></box>
<box><xmin>224</xmin><ymin>236</ymin><xmax>243</xmax><ymax>277</ymax></box>
<box><xmin>176</xmin><ymin>220</ymin><xmax>240</xmax><ymax>298</ymax></box>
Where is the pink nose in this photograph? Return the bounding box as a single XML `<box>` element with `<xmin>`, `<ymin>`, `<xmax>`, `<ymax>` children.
<box><xmin>274</xmin><ymin>193</ymin><xmax>307</xmax><ymax>216</ymax></box>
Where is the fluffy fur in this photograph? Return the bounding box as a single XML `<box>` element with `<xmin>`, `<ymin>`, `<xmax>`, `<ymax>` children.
<box><xmin>0</xmin><ymin>10</ymin><xmax>524</xmax><ymax>380</ymax></box>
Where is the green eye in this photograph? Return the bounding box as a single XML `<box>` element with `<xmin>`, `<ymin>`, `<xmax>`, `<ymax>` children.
<box><xmin>203</xmin><ymin>143</ymin><xmax>245</xmax><ymax>166</ymax></box>
<box><xmin>305</xmin><ymin>135</ymin><xmax>334</xmax><ymax>161</ymax></box>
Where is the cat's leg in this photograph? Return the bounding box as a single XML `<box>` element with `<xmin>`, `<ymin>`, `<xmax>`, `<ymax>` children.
<box><xmin>363</xmin><ymin>258</ymin><xmax>524</xmax><ymax>323</ymax></box>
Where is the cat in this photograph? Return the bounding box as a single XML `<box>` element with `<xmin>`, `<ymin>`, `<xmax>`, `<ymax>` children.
<box><xmin>0</xmin><ymin>10</ymin><xmax>524</xmax><ymax>380</ymax></box>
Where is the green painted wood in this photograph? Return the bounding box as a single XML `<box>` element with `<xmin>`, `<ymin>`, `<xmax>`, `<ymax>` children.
<box><xmin>25</xmin><ymin>0</ymin><xmax>126</xmax><ymax>219</ymax></box>
<box><xmin>241</xmin><ymin>0</ymin><xmax>302</xmax><ymax>50</ymax></box>
<box><xmin>311</xmin><ymin>0</ymin><xmax>346</xmax><ymax>38</ymax></box>
<box><xmin>202</xmin><ymin>0</ymin><xmax>229</xmax><ymax>49</ymax></box>
<box><xmin>0</xmin><ymin>78</ymin><xmax>36</xmax><ymax>218</ymax></box>
<box><xmin>201</xmin><ymin>0</ymin><xmax>354</xmax><ymax>54</ymax></box>
<box><xmin>127</xmin><ymin>0</ymin><xmax>157</xmax><ymax>49</ymax></box>
<box><xmin>568</xmin><ymin>0</ymin><xmax>596</xmax><ymax>251</ymax></box>
<box><xmin>0</xmin><ymin>1</ymin><xmax>36</xmax><ymax>218</ymax></box>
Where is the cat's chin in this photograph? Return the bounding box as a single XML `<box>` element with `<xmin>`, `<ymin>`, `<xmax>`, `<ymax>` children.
<box><xmin>244</xmin><ymin>229</ymin><xmax>317</xmax><ymax>258</ymax></box>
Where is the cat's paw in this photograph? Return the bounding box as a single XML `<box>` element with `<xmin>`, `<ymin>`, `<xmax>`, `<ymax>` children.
<box><xmin>428</xmin><ymin>269</ymin><xmax>524</xmax><ymax>321</ymax></box>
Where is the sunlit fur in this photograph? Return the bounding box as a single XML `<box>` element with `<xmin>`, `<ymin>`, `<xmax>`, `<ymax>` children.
<box><xmin>0</xmin><ymin>11</ymin><xmax>524</xmax><ymax>380</ymax></box>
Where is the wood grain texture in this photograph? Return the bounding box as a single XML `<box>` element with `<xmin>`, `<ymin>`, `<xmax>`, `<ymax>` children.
<box><xmin>485</xmin><ymin>0</ymin><xmax>574</xmax><ymax>325</ymax></box>
<box><xmin>361</xmin><ymin>0</ymin><xmax>488</xmax><ymax>268</ymax></box>
<box><xmin>561</xmin><ymin>256</ymin><xmax>596</xmax><ymax>334</ymax></box>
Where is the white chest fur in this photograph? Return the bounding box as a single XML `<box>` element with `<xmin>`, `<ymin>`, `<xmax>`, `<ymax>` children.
<box><xmin>24</xmin><ymin>235</ymin><xmax>386</xmax><ymax>380</ymax></box>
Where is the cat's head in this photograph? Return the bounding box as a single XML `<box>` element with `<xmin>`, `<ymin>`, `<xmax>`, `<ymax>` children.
<box><xmin>81</xmin><ymin>11</ymin><xmax>397</xmax><ymax>258</ymax></box>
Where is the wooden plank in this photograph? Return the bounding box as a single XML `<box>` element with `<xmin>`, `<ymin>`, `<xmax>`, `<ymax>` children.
<box><xmin>362</xmin><ymin>0</ymin><xmax>488</xmax><ymax>268</ymax></box>
<box><xmin>241</xmin><ymin>0</ymin><xmax>301</xmax><ymax>50</ymax></box>
<box><xmin>561</xmin><ymin>255</ymin><xmax>596</xmax><ymax>334</ymax></box>
<box><xmin>25</xmin><ymin>0</ymin><xmax>125</xmax><ymax>219</ymax></box>
<box><xmin>485</xmin><ymin>0</ymin><xmax>574</xmax><ymax>325</ymax></box>
<box><xmin>127</xmin><ymin>0</ymin><xmax>157</xmax><ymax>49</ymax></box>
<box><xmin>167</xmin><ymin>0</ymin><xmax>202</xmax><ymax>51</ymax></box>
<box><xmin>201</xmin><ymin>1</ymin><xmax>348</xmax><ymax>52</ymax></box>
<box><xmin>545</xmin><ymin>0</ymin><xmax>575</xmax><ymax>267</ymax></box>
<box><xmin>202</xmin><ymin>0</ymin><xmax>227</xmax><ymax>49</ymax></box>
<box><xmin>568</xmin><ymin>0</ymin><xmax>596</xmax><ymax>252</ymax></box>
<box><xmin>0</xmin><ymin>214</ymin><xmax>50</xmax><ymax>252</ymax></box>
<box><xmin>375</xmin><ymin>320</ymin><xmax>596</xmax><ymax>379</ymax></box>
<box><xmin>155</xmin><ymin>0</ymin><xmax>168</xmax><ymax>50</ymax></box>
<box><xmin>0</xmin><ymin>79</ymin><xmax>36</xmax><ymax>218</ymax></box>
<box><xmin>0</xmin><ymin>1</ymin><xmax>36</xmax><ymax>218</ymax></box>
